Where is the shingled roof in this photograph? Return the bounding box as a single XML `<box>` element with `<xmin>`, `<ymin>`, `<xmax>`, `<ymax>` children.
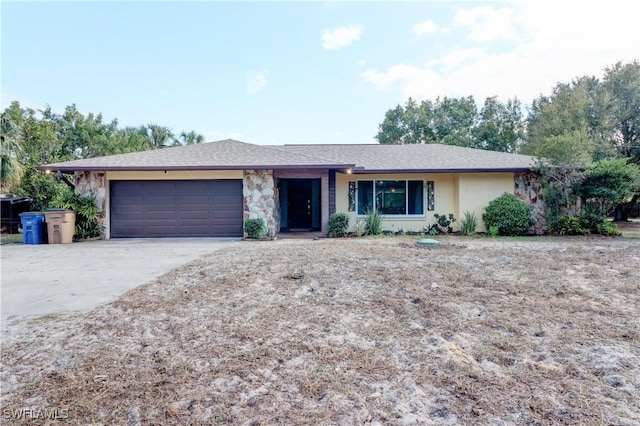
<box><xmin>40</xmin><ymin>139</ymin><xmax>354</xmax><ymax>172</ymax></box>
<box><xmin>272</xmin><ymin>144</ymin><xmax>536</xmax><ymax>173</ymax></box>
<box><xmin>41</xmin><ymin>139</ymin><xmax>537</xmax><ymax>173</ymax></box>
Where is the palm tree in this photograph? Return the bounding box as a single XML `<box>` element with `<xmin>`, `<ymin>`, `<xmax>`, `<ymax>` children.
<box><xmin>144</xmin><ymin>124</ymin><xmax>175</xmax><ymax>148</ymax></box>
<box><xmin>178</xmin><ymin>130</ymin><xmax>205</xmax><ymax>145</ymax></box>
<box><xmin>1</xmin><ymin>112</ymin><xmax>24</xmax><ymax>192</ymax></box>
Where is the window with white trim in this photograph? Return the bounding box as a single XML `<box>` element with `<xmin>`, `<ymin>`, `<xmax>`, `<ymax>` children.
<box><xmin>357</xmin><ymin>180</ymin><xmax>426</xmax><ymax>216</ymax></box>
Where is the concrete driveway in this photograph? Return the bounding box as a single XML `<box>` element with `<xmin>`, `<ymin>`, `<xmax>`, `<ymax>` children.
<box><xmin>1</xmin><ymin>238</ymin><xmax>239</xmax><ymax>318</ymax></box>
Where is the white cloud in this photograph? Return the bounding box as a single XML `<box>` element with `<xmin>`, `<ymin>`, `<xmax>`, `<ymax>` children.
<box><xmin>413</xmin><ymin>20</ymin><xmax>439</xmax><ymax>36</ymax></box>
<box><xmin>426</xmin><ymin>47</ymin><xmax>485</xmax><ymax>70</ymax></box>
<box><xmin>246</xmin><ymin>71</ymin><xmax>267</xmax><ymax>94</ymax></box>
<box><xmin>453</xmin><ymin>5</ymin><xmax>517</xmax><ymax>43</ymax></box>
<box><xmin>363</xmin><ymin>1</ymin><xmax>640</xmax><ymax>105</ymax></box>
<box><xmin>321</xmin><ymin>25</ymin><xmax>363</xmax><ymax>50</ymax></box>
<box><xmin>362</xmin><ymin>64</ymin><xmax>444</xmax><ymax>100</ymax></box>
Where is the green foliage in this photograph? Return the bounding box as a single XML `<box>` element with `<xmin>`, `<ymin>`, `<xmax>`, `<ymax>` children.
<box><xmin>536</xmin><ymin>129</ymin><xmax>597</xmax><ymax>167</ymax></box>
<box><xmin>327</xmin><ymin>212</ymin><xmax>350</xmax><ymax>238</ymax></box>
<box><xmin>603</xmin><ymin>60</ymin><xmax>640</xmax><ymax>164</ymax></box>
<box><xmin>244</xmin><ymin>218</ymin><xmax>266</xmax><ymax>239</ymax></box>
<box><xmin>536</xmin><ymin>162</ymin><xmax>584</xmax><ymax>224</ymax></box>
<box><xmin>427</xmin><ymin>213</ymin><xmax>456</xmax><ymax>234</ymax></box>
<box><xmin>375</xmin><ymin>95</ymin><xmax>523</xmax><ymax>152</ymax></box>
<box><xmin>488</xmin><ymin>225</ymin><xmax>499</xmax><ymax>238</ymax></box>
<box><xmin>579</xmin><ymin>158</ymin><xmax>640</xmax><ymax>217</ymax></box>
<box><xmin>144</xmin><ymin>123</ymin><xmax>177</xmax><ymax>148</ymax></box>
<box><xmin>11</xmin><ymin>168</ymin><xmax>68</xmax><ymax>211</ymax></box>
<box><xmin>471</xmin><ymin>96</ymin><xmax>524</xmax><ymax>153</ymax></box>
<box><xmin>178</xmin><ymin>130</ymin><xmax>205</xmax><ymax>145</ymax></box>
<box><xmin>1</xmin><ymin>110</ymin><xmax>24</xmax><ymax>191</ymax></box>
<box><xmin>1</xmin><ymin>101</ymin><xmax>204</xmax><ymax>206</ymax></box>
<box><xmin>595</xmin><ymin>220</ymin><xmax>621</xmax><ymax>236</ymax></box>
<box><xmin>522</xmin><ymin>60</ymin><xmax>640</xmax><ymax>219</ymax></box>
<box><xmin>522</xmin><ymin>76</ymin><xmax>610</xmax><ymax>159</ymax></box>
<box><xmin>363</xmin><ymin>208</ymin><xmax>383</xmax><ymax>235</ymax></box>
<box><xmin>548</xmin><ymin>216</ymin><xmax>589</xmax><ymax>235</ymax></box>
<box><xmin>460</xmin><ymin>211</ymin><xmax>478</xmax><ymax>235</ymax></box>
<box><xmin>482</xmin><ymin>193</ymin><xmax>535</xmax><ymax>236</ymax></box>
<box><xmin>48</xmin><ymin>190</ymin><xmax>103</xmax><ymax>240</ymax></box>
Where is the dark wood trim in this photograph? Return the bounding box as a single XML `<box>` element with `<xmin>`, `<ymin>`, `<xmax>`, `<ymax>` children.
<box><xmin>329</xmin><ymin>170</ymin><xmax>336</xmax><ymax>215</ymax></box>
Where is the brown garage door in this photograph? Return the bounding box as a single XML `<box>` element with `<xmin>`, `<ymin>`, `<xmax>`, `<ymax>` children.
<box><xmin>110</xmin><ymin>180</ymin><xmax>243</xmax><ymax>238</ymax></box>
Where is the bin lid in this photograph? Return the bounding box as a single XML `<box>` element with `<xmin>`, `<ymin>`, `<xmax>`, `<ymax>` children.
<box><xmin>19</xmin><ymin>211</ymin><xmax>45</xmax><ymax>216</ymax></box>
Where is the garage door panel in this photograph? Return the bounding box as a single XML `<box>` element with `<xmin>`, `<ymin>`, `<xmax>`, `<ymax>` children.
<box><xmin>145</xmin><ymin>195</ymin><xmax>178</xmax><ymax>205</ymax></box>
<box><xmin>179</xmin><ymin>195</ymin><xmax>210</xmax><ymax>204</ymax></box>
<box><xmin>110</xmin><ymin>180</ymin><xmax>243</xmax><ymax>238</ymax></box>
<box><xmin>179</xmin><ymin>211</ymin><xmax>210</xmax><ymax>220</ymax></box>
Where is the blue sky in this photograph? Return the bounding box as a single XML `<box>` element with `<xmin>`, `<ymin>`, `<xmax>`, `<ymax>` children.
<box><xmin>2</xmin><ymin>1</ymin><xmax>639</xmax><ymax>145</ymax></box>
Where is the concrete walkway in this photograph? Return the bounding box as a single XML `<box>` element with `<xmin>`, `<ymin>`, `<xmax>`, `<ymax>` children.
<box><xmin>0</xmin><ymin>238</ymin><xmax>239</xmax><ymax>318</ymax></box>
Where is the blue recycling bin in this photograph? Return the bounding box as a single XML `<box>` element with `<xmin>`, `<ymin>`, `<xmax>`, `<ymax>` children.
<box><xmin>19</xmin><ymin>212</ymin><xmax>46</xmax><ymax>244</ymax></box>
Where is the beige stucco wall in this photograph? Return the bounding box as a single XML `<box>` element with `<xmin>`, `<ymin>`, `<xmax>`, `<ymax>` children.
<box><xmin>103</xmin><ymin>170</ymin><xmax>244</xmax><ymax>239</ymax></box>
<box><xmin>335</xmin><ymin>172</ymin><xmax>514</xmax><ymax>233</ymax></box>
<box><xmin>457</xmin><ymin>173</ymin><xmax>515</xmax><ymax>232</ymax></box>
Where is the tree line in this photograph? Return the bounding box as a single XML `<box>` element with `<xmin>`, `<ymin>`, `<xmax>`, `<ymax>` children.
<box><xmin>375</xmin><ymin>60</ymin><xmax>640</xmax><ymax>221</ymax></box>
<box><xmin>1</xmin><ymin>102</ymin><xmax>204</xmax><ymax>209</ymax></box>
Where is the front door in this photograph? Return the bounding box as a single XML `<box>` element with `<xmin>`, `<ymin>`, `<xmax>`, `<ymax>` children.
<box><xmin>280</xmin><ymin>179</ymin><xmax>320</xmax><ymax>231</ymax></box>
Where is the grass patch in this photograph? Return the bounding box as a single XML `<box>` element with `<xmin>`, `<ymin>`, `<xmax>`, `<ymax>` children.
<box><xmin>0</xmin><ymin>233</ymin><xmax>23</xmax><ymax>245</ymax></box>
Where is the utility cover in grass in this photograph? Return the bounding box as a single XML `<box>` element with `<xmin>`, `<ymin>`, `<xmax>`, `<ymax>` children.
<box><xmin>417</xmin><ymin>238</ymin><xmax>439</xmax><ymax>245</ymax></box>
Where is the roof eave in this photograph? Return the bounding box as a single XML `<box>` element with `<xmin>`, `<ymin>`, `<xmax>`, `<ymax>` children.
<box><xmin>352</xmin><ymin>167</ymin><xmax>535</xmax><ymax>174</ymax></box>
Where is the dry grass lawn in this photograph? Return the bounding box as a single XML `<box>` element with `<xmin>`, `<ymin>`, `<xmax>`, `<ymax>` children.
<box><xmin>1</xmin><ymin>235</ymin><xmax>639</xmax><ymax>425</ymax></box>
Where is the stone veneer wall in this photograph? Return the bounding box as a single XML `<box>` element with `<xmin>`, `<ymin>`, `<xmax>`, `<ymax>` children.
<box><xmin>514</xmin><ymin>172</ymin><xmax>546</xmax><ymax>234</ymax></box>
<box><xmin>243</xmin><ymin>170</ymin><xmax>280</xmax><ymax>237</ymax></box>
<box><xmin>74</xmin><ymin>171</ymin><xmax>107</xmax><ymax>231</ymax></box>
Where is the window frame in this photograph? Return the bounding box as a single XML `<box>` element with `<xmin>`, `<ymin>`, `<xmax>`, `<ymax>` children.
<box><xmin>356</xmin><ymin>179</ymin><xmax>427</xmax><ymax>217</ymax></box>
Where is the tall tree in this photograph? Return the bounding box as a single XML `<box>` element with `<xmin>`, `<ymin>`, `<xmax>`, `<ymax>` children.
<box><xmin>178</xmin><ymin>130</ymin><xmax>205</xmax><ymax>145</ymax></box>
<box><xmin>603</xmin><ymin>60</ymin><xmax>640</xmax><ymax>164</ymax></box>
<box><xmin>472</xmin><ymin>97</ymin><xmax>524</xmax><ymax>153</ymax></box>
<box><xmin>603</xmin><ymin>60</ymin><xmax>640</xmax><ymax>219</ymax></box>
<box><xmin>144</xmin><ymin>124</ymin><xmax>175</xmax><ymax>148</ymax></box>
<box><xmin>56</xmin><ymin>104</ymin><xmax>121</xmax><ymax>159</ymax></box>
<box><xmin>375</xmin><ymin>95</ymin><xmax>525</xmax><ymax>152</ymax></box>
<box><xmin>431</xmin><ymin>96</ymin><xmax>477</xmax><ymax>147</ymax></box>
<box><xmin>1</xmin><ymin>110</ymin><xmax>24</xmax><ymax>191</ymax></box>
<box><xmin>375</xmin><ymin>98</ymin><xmax>434</xmax><ymax>145</ymax></box>
<box><xmin>522</xmin><ymin>76</ymin><xmax>611</xmax><ymax>160</ymax></box>
<box><xmin>375</xmin><ymin>96</ymin><xmax>478</xmax><ymax>147</ymax></box>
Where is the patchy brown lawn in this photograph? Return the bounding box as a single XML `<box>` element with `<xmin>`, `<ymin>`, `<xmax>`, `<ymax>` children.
<box><xmin>2</xmin><ymin>236</ymin><xmax>639</xmax><ymax>425</ymax></box>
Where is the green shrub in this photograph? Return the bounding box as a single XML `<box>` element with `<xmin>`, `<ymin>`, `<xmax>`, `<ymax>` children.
<box><xmin>595</xmin><ymin>220</ymin><xmax>621</xmax><ymax>236</ymax></box>
<box><xmin>363</xmin><ymin>208</ymin><xmax>383</xmax><ymax>235</ymax></box>
<box><xmin>548</xmin><ymin>215</ymin><xmax>588</xmax><ymax>235</ymax></box>
<box><xmin>244</xmin><ymin>218</ymin><xmax>266</xmax><ymax>239</ymax></box>
<box><xmin>578</xmin><ymin>207</ymin><xmax>605</xmax><ymax>233</ymax></box>
<box><xmin>426</xmin><ymin>213</ymin><xmax>456</xmax><ymax>235</ymax></box>
<box><xmin>460</xmin><ymin>211</ymin><xmax>478</xmax><ymax>235</ymax></box>
<box><xmin>48</xmin><ymin>189</ymin><xmax>103</xmax><ymax>240</ymax></box>
<box><xmin>482</xmin><ymin>193</ymin><xmax>535</xmax><ymax>236</ymax></box>
<box><xmin>489</xmin><ymin>225</ymin><xmax>499</xmax><ymax>238</ymax></box>
<box><xmin>328</xmin><ymin>212</ymin><xmax>350</xmax><ymax>237</ymax></box>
